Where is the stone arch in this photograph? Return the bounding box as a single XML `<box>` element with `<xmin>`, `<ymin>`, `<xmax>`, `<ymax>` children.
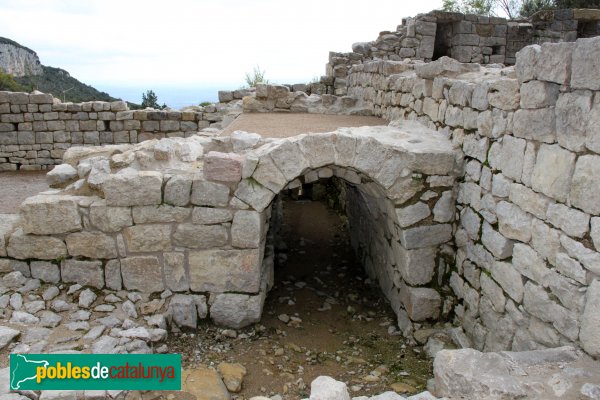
<box><xmin>231</xmin><ymin>122</ymin><xmax>460</xmax><ymax>330</ymax></box>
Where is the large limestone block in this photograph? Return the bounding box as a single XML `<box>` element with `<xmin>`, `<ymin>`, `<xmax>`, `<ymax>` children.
<box><xmin>395</xmin><ymin>202</ymin><xmax>431</xmax><ymax>228</ymax></box>
<box><xmin>182</xmin><ymin>367</ymin><xmax>231</xmax><ymax>400</ymax></box>
<box><xmin>392</xmin><ymin>242</ymin><xmax>436</xmax><ymax>286</ymax></box>
<box><xmin>210</xmin><ymin>292</ymin><xmax>264</xmax><ymax>329</ymax></box>
<box><xmin>309</xmin><ymin>376</ymin><xmax>351</xmax><ymax>400</ymax></box>
<box><xmin>297</xmin><ymin>133</ymin><xmax>335</xmax><ymax>169</ymax></box>
<box><xmin>512</xmin><ymin>108</ymin><xmax>556</xmax><ymax>143</ymax></box>
<box><xmin>61</xmin><ymin>259</ymin><xmax>104</xmax><ymax>289</ymax></box>
<box><xmin>164</xmin><ymin>252</ymin><xmax>188</xmax><ymax>292</ymax></box>
<box><xmin>546</xmin><ymin>203</ymin><xmax>590</xmax><ymax>238</ymax></box>
<box><xmin>398</xmin><ymin>224</ymin><xmax>452</xmax><ymax>250</ymax></box>
<box><xmin>491</xmin><ymin>261</ymin><xmax>524</xmax><ymax>303</ymax></box>
<box><xmin>523</xmin><ymin>281</ymin><xmax>579</xmax><ymax>340</ymax></box>
<box><xmin>571</xmin><ymin>37</ymin><xmax>600</xmax><ymax>90</ymax></box>
<box><xmin>204</xmin><ymin>151</ymin><xmax>244</xmax><ymax>182</ymax></box>
<box><xmin>66</xmin><ymin>232</ymin><xmax>118</xmax><ymax>259</ymax></box>
<box><xmin>173</xmin><ymin>224</ymin><xmax>228</xmax><ymax>249</ymax></box>
<box><xmin>268</xmin><ymin>140</ymin><xmax>310</xmax><ymax>181</ymax></box>
<box><xmin>555</xmin><ymin>90</ymin><xmax>593</xmax><ymax>152</ymax></box>
<box><xmin>20</xmin><ymin>195</ymin><xmax>82</xmax><ymax>235</ymax></box>
<box><xmin>234</xmin><ymin>179</ymin><xmax>274</xmax><ymax>212</ymax></box>
<box><xmin>189</xmin><ymin>249</ymin><xmax>261</xmax><ymax>293</ymax></box>
<box><xmin>531</xmin><ymin>144</ymin><xmax>575</xmax><ymax>203</ymax></box>
<box><xmin>400</xmin><ymin>283</ymin><xmax>441</xmax><ymax>321</ymax></box>
<box><xmin>498</xmin><ymin>135</ymin><xmax>526</xmax><ymax>182</ymax></box>
<box><xmin>496</xmin><ymin>201</ymin><xmax>531</xmax><ymax>243</ymax></box>
<box><xmin>123</xmin><ymin>225</ymin><xmax>172</xmax><ymax>252</ymax></box>
<box><xmin>164</xmin><ymin>175</ymin><xmax>192</xmax><ymax>206</ymax></box>
<box><xmin>580</xmin><ymin>279</ymin><xmax>600</xmax><ymax>357</ymax></box>
<box><xmin>7</xmin><ymin>229</ymin><xmax>67</xmax><ymax>260</ymax></box>
<box><xmin>519</xmin><ymin>80</ymin><xmax>559</xmax><ymax>109</ymax></box>
<box><xmin>231</xmin><ymin>210</ymin><xmax>263</xmax><ymax>248</ymax></box>
<box><xmin>132</xmin><ymin>205</ymin><xmax>190</xmax><ymax>223</ymax></box>
<box><xmin>102</xmin><ymin>171</ymin><xmax>163</xmax><ymax>206</ymax></box>
<box><xmin>515</xmin><ymin>44</ymin><xmax>540</xmax><ymax>83</ymax></box>
<box><xmin>0</xmin><ymin>214</ymin><xmax>19</xmax><ymax>257</ymax></box>
<box><xmin>487</xmin><ymin>79</ymin><xmax>520</xmax><ymax>111</ymax></box>
<box><xmin>481</xmin><ymin>222</ymin><xmax>513</xmax><ymax>259</ymax></box>
<box><xmin>191</xmin><ymin>180</ymin><xmax>230</xmax><ymax>207</ymax></box>
<box><xmin>513</xmin><ymin>243</ymin><xmax>550</xmax><ymax>285</ymax></box>
<box><xmin>536</xmin><ymin>42</ymin><xmax>573</xmax><ymax>85</ymax></box>
<box><xmin>251</xmin><ymin>156</ymin><xmax>287</xmax><ymax>193</ymax></box>
<box><xmin>570</xmin><ymin>155</ymin><xmax>600</xmax><ymax>215</ymax></box>
<box><xmin>192</xmin><ymin>207</ymin><xmax>233</xmax><ymax>224</ymax></box>
<box><xmin>120</xmin><ymin>256</ymin><xmax>164</xmax><ymax>292</ymax></box>
<box><xmin>169</xmin><ymin>294</ymin><xmax>198</xmax><ymax>329</ymax></box>
<box><xmin>89</xmin><ymin>200</ymin><xmax>132</xmax><ymax>233</ymax></box>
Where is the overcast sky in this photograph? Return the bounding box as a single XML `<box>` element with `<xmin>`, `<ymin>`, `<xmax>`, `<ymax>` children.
<box><xmin>1</xmin><ymin>0</ymin><xmax>443</xmax><ymax>89</ymax></box>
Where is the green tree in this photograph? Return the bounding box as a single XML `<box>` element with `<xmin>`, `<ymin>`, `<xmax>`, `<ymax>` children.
<box><xmin>520</xmin><ymin>0</ymin><xmax>554</xmax><ymax>16</ymax></box>
<box><xmin>141</xmin><ymin>89</ymin><xmax>166</xmax><ymax>109</ymax></box>
<box><xmin>0</xmin><ymin>71</ymin><xmax>26</xmax><ymax>91</ymax></box>
<box><xmin>442</xmin><ymin>0</ymin><xmax>495</xmax><ymax>15</ymax></box>
<box><xmin>554</xmin><ymin>0</ymin><xmax>600</xmax><ymax>7</ymax></box>
<box><xmin>244</xmin><ymin>65</ymin><xmax>269</xmax><ymax>87</ymax></box>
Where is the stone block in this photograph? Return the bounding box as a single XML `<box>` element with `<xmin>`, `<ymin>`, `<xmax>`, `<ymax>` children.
<box><xmin>580</xmin><ymin>279</ymin><xmax>600</xmax><ymax>357</ymax></box>
<box><xmin>560</xmin><ymin>234</ymin><xmax>600</xmax><ymax>276</ymax></box>
<box><xmin>556</xmin><ymin>90</ymin><xmax>593</xmax><ymax>152</ymax></box>
<box><xmin>30</xmin><ymin>261</ymin><xmax>60</xmax><ymax>283</ymax></box>
<box><xmin>395</xmin><ymin>202</ymin><xmax>431</xmax><ymax>228</ymax></box>
<box><xmin>105</xmin><ymin>259</ymin><xmax>122</xmax><ymax>291</ymax></box>
<box><xmin>531</xmin><ymin>144</ymin><xmax>575</xmax><ymax>203</ymax></box>
<box><xmin>192</xmin><ymin>207</ymin><xmax>233</xmax><ymax>225</ymax></box>
<box><xmin>461</xmin><ymin>207</ymin><xmax>481</xmax><ymax>241</ymax></box>
<box><xmin>537</xmin><ymin>42</ymin><xmax>573</xmax><ymax>85</ymax></box>
<box><xmin>519</xmin><ymin>80</ymin><xmax>559</xmax><ymax>109</ymax></box>
<box><xmin>20</xmin><ymin>195</ymin><xmax>82</xmax><ymax>235</ymax></box>
<box><xmin>392</xmin><ymin>242</ymin><xmax>436</xmax><ymax>286</ymax></box>
<box><xmin>546</xmin><ymin>203</ymin><xmax>590</xmax><ymax>238</ymax></box>
<box><xmin>123</xmin><ymin>225</ymin><xmax>172</xmax><ymax>252</ymax></box>
<box><xmin>89</xmin><ymin>200</ymin><xmax>132</xmax><ymax>233</ymax></box>
<box><xmin>204</xmin><ymin>151</ymin><xmax>244</xmax><ymax>182</ymax></box>
<box><xmin>66</xmin><ymin>231</ymin><xmax>118</xmax><ymax>259</ymax></box>
<box><xmin>481</xmin><ymin>222</ymin><xmax>513</xmax><ymax>259</ymax></box>
<box><xmin>570</xmin><ymin>155</ymin><xmax>600</xmax><ymax>215</ymax></box>
<box><xmin>164</xmin><ymin>252</ymin><xmax>188</xmax><ymax>292</ymax></box>
<box><xmin>172</xmin><ymin>224</ymin><xmax>228</xmax><ymax>249</ymax></box>
<box><xmin>512</xmin><ymin>108</ymin><xmax>556</xmax><ymax>143</ymax></box>
<box><xmin>191</xmin><ymin>180</ymin><xmax>230</xmax><ymax>207</ymax></box>
<box><xmin>7</xmin><ymin>228</ymin><xmax>67</xmax><ymax>260</ymax></box>
<box><xmin>251</xmin><ymin>155</ymin><xmax>287</xmax><ymax>193</ymax></box>
<box><xmin>496</xmin><ymin>201</ymin><xmax>532</xmax><ymax>243</ymax></box>
<box><xmin>513</xmin><ymin>243</ymin><xmax>550</xmax><ymax>285</ymax></box>
<box><xmin>234</xmin><ymin>179</ymin><xmax>274</xmax><ymax>212</ymax></box>
<box><xmin>571</xmin><ymin>37</ymin><xmax>600</xmax><ymax>90</ymax></box>
<box><xmin>189</xmin><ymin>249</ymin><xmax>261</xmax><ymax>293</ymax></box>
<box><xmin>169</xmin><ymin>294</ymin><xmax>197</xmax><ymax>329</ymax></box>
<box><xmin>433</xmin><ymin>191</ymin><xmax>455</xmax><ymax>223</ymax></box>
<box><xmin>132</xmin><ymin>205</ymin><xmax>190</xmax><ymax>223</ymax></box>
<box><xmin>231</xmin><ymin>210</ymin><xmax>263</xmax><ymax>248</ymax></box>
<box><xmin>102</xmin><ymin>171</ymin><xmax>163</xmax><ymax>206</ymax></box>
<box><xmin>492</xmin><ymin>261</ymin><xmax>524</xmax><ymax>303</ymax></box>
<box><xmin>516</xmin><ymin>45</ymin><xmax>540</xmax><ymax>83</ymax></box>
<box><xmin>508</xmin><ymin>183</ymin><xmax>551</xmax><ymax>220</ymax></box>
<box><xmin>268</xmin><ymin>140</ymin><xmax>310</xmax><ymax>181</ymax></box>
<box><xmin>120</xmin><ymin>256</ymin><xmax>164</xmax><ymax>292</ymax></box>
<box><xmin>400</xmin><ymin>283</ymin><xmax>441</xmax><ymax>321</ymax></box>
<box><xmin>297</xmin><ymin>133</ymin><xmax>335</xmax><ymax>169</ymax></box>
<box><xmin>592</xmin><ymin>217</ymin><xmax>600</xmax><ymax>251</ymax></box>
<box><xmin>488</xmin><ymin>79</ymin><xmax>520</xmax><ymax>111</ymax></box>
<box><xmin>481</xmin><ymin>273</ymin><xmax>506</xmax><ymax>313</ymax></box>
<box><xmin>61</xmin><ymin>260</ymin><xmax>104</xmax><ymax>289</ymax></box>
<box><xmin>498</xmin><ymin>135</ymin><xmax>526</xmax><ymax>182</ymax></box>
<box><xmin>398</xmin><ymin>224</ymin><xmax>452</xmax><ymax>250</ymax></box>
<box><xmin>210</xmin><ymin>292</ymin><xmax>264</xmax><ymax>329</ymax></box>
<box><xmin>164</xmin><ymin>175</ymin><xmax>192</xmax><ymax>206</ymax></box>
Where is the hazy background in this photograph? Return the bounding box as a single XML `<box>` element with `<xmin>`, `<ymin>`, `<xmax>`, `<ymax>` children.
<box><xmin>1</xmin><ymin>0</ymin><xmax>443</xmax><ymax>107</ymax></box>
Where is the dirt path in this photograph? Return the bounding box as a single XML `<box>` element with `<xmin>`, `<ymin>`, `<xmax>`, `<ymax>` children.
<box><xmin>221</xmin><ymin>113</ymin><xmax>387</xmax><ymax>138</ymax></box>
<box><xmin>0</xmin><ymin>171</ymin><xmax>49</xmax><ymax>214</ymax></box>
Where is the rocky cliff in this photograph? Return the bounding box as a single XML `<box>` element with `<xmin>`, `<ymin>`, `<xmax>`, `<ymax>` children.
<box><xmin>0</xmin><ymin>37</ymin><xmax>43</xmax><ymax>77</ymax></box>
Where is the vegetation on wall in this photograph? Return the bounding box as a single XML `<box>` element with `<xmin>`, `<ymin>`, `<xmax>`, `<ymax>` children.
<box><xmin>244</xmin><ymin>65</ymin><xmax>269</xmax><ymax>88</ymax></box>
<box><xmin>0</xmin><ymin>71</ymin><xmax>27</xmax><ymax>92</ymax></box>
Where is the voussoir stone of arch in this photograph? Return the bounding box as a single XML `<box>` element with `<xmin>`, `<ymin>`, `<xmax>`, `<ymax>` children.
<box><xmin>267</xmin><ymin>140</ymin><xmax>310</xmax><ymax>181</ymax></box>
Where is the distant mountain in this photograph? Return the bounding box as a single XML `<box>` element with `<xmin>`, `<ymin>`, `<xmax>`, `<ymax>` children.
<box><xmin>0</xmin><ymin>36</ymin><xmax>120</xmax><ymax>103</ymax></box>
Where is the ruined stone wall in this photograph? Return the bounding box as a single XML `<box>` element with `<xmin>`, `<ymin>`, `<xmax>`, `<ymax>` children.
<box><xmin>345</xmin><ymin>37</ymin><xmax>600</xmax><ymax>357</ymax></box>
<box><xmin>0</xmin><ymin>91</ymin><xmax>237</xmax><ymax>171</ymax></box>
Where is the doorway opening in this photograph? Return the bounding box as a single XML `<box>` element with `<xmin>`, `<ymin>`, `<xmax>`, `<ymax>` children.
<box><xmin>433</xmin><ymin>22</ymin><xmax>453</xmax><ymax>60</ymax></box>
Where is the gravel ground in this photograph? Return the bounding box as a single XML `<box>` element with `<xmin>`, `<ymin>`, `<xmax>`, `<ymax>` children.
<box><xmin>220</xmin><ymin>113</ymin><xmax>387</xmax><ymax>138</ymax></box>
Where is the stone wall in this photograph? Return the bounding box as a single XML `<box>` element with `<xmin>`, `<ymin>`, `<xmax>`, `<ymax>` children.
<box><xmin>0</xmin><ymin>124</ymin><xmax>459</xmax><ymax>331</ymax></box>
<box><xmin>343</xmin><ymin>37</ymin><xmax>600</xmax><ymax>357</ymax></box>
<box><xmin>0</xmin><ymin>91</ymin><xmax>240</xmax><ymax>171</ymax></box>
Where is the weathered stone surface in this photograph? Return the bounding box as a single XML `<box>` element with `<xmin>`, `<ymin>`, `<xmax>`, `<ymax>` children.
<box><xmin>189</xmin><ymin>249</ymin><xmax>261</xmax><ymax>293</ymax></box>
<box><xmin>123</xmin><ymin>224</ymin><xmax>172</xmax><ymax>252</ymax></box>
<box><xmin>433</xmin><ymin>191</ymin><xmax>454</xmax><ymax>223</ymax></box>
<box><xmin>0</xmin><ymin>326</ymin><xmax>20</xmax><ymax>350</ymax></box>
<box><xmin>20</xmin><ymin>195</ymin><xmax>82</xmax><ymax>235</ymax></box>
<box><xmin>488</xmin><ymin>79</ymin><xmax>519</xmax><ymax>111</ymax></box>
<box><xmin>592</xmin><ymin>217</ymin><xmax>600</xmax><ymax>251</ymax></box>
<box><xmin>61</xmin><ymin>260</ymin><xmax>104</xmax><ymax>289</ymax></box>
<box><xmin>7</xmin><ymin>229</ymin><xmax>67</xmax><ymax>260</ymax></box>
<box><xmin>173</xmin><ymin>224</ymin><xmax>228</xmax><ymax>249</ymax></box>
<box><xmin>556</xmin><ymin>90</ymin><xmax>593</xmax><ymax>151</ymax></box>
<box><xmin>47</xmin><ymin>163</ymin><xmax>77</xmax><ymax>187</ymax></box>
<box><xmin>192</xmin><ymin>207</ymin><xmax>233</xmax><ymax>224</ymax></box>
<box><xmin>231</xmin><ymin>210</ymin><xmax>262</xmax><ymax>248</ymax></box>
<box><xmin>481</xmin><ymin>222</ymin><xmax>513</xmax><ymax>259</ymax></box>
<box><xmin>30</xmin><ymin>261</ymin><xmax>60</xmax><ymax>283</ymax></box>
<box><xmin>496</xmin><ymin>201</ymin><xmax>531</xmax><ymax>243</ymax></box>
<box><xmin>164</xmin><ymin>175</ymin><xmax>192</xmax><ymax>206</ymax></box>
<box><xmin>132</xmin><ymin>205</ymin><xmax>190</xmax><ymax>223</ymax></box>
<box><xmin>546</xmin><ymin>202</ymin><xmax>590</xmax><ymax>238</ymax></box>
<box><xmin>531</xmin><ymin>144</ymin><xmax>575</xmax><ymax>203</ymax></box>
<box><xmin>571</xmin><ymin>36</ymin><xmax>600</xmax><ymax>90</ymax></box>
<box><xmin>519</xmin><ymin>80</ymin><xmax>559</xmax><ymax>109</ymax></box>
<box><xmin>513</xmin><ymin>243</ymin><xmax>550</xmax><ymax>285</ymax></box>
<box><xmin>393</xmin><ymin>242</ymin><xmax>436</xmax><ymax>286</ymax></box>
<box><xmin>309</xmin><ymin>376</ymin><xmax>351</xmax><ymax>400</ymax></box>
<box><xmin>560</xmin><ymin>234</ymin><xmax>600</xmax><ymax>275</ymax></box>
<box><xmin>191</xmin><ymin>180</ymin><xmax>230</xmax><ymax>207</ymax></box>
<box><xmin>480</xmin><ymin>273</ymin><xmax>506</xmax><ymax>313</ymax></box>
<box><xmin>537</xmin><ymin>42</ymin><xmax>573</xmax><ymax>85</ymax></box>
<box><xmin>234</xmin><ymin>179</ymin><xmax>274</xmax><ymax>212</ymax></box>
<box><xmin>513</xmin><ymin>108</ymin><xmax>555</xmax><ymax>143</ymax></box>
<box><xmin>169</xmin><ymin>294</ymin><xmax>197</xmax><ymax>329</ymax></box>
<box><xmin>396</xmin><ymin>202</ymin><xmax>431</xmax><ymax>228</ymax></box>
<box><xmin>251</xmin><ymin>155</ymin><xmax>287</xmax><ymax>193</ymax></box>
<box><xmin>182</xmin><ymin>367</ymin><xmax>231</xmax><ymax>400</ymax></box>
<box><xmin>231</xmin><ymin>131</ymin><xmax>261</xmax><ymax>152</ymax></box>
<box><xmin>570</xmin><ymin>155</ymin><xmax>600</xmax><ymax>215</ymax></box>
<box><xmin>164</xmin><ymin>252</ymin><xmax>188</xmax><ymax>292</ymax></box>
<box><xmin>523</xmin><ymin>281</ymin><xmax>579</xmax><ymax>340</ymax></box>
<box><xmin>104</xmin><ymin>259</ymin><xmax>122</xmax><ymax>291</ymax></box>
<box><xmin>399</xmin><ymin>224</ymin><xmax>452</xmax><ymax>250</ymax></box>
<box><xmin>89</xmin><ymin>200</ymin><xmax>132</xmax><ymax>233</ymax></box>
<box><xmin>204</xmin><ymin>151</ymin><xmax>244</xmax><ymax>182</ymax></box>
<box><xmin>508</xmin><ymin>183</ymin><xmax>550</xmax><ymax>220</ymax></box>
<box><xmin>268</xmin><ymin>140</ymin><xmax>310</xmax><ymax>181</ymax></box>
<box><xmin>210</xmin><ymin>292</ymin><xmax>264</xmax><ymax>329</ymax></box>
<box><xmin>120</xmin><ymin>256</ymin><xmax>164</xmax><ymax>292</ymax></box>
<box><xmin>400</xmin><ymin>283</ymin><xmax>441</xmax><ymax>321</ymax></box>
<box><xmin>515</xmin><ymin>44</ymin><xmax>540</xmax><ymax>83</ymax></box>
<box><xmin>66</xmin><ymin>231</ymin><xmax>117</xmax><ymax>259</ymax></box>
<box><xmin>491</xmin><ymin>261</ymin><xmax>524</xmax><ymax>303</ymax></box>
<box><xmin>217</xmin><ymin>362</ymin><xmax>247</xmax><ymax>393</ymax></box>
<box><xmin>580</xmin><ymin>279</ymin><xmax>600</xmax><ymax>357</ymax></box>
<box><xmin>102</xmin><ymin>171</ymin><xmax>163</xmax><ymax>206</ymax></box>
